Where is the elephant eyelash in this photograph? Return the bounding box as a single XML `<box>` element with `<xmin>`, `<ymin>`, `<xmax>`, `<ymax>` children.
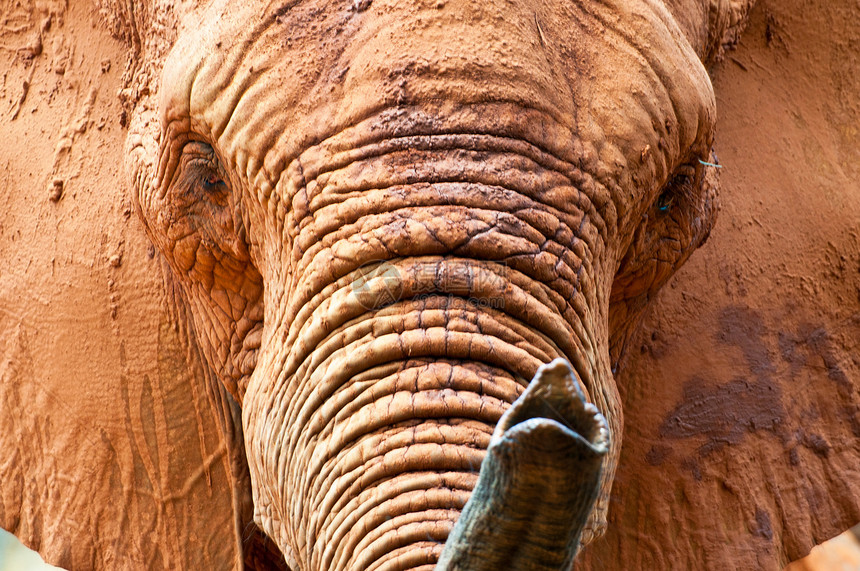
<box><xmin>201</xmin><ymin>172</ymin><xmax>227</xmax><ymax>192</ymax></box>
<box><xmin>656</xmin><ymin>192</ymin><xmax>674</xmax><ymax>212</ymax></box>
<box><xmin>191</xmin><ymin>167</ymin><xmax>231</xmax><ymax>206</ymax></box>
<box><xmin>178</xmin><ymin>142</ymin><xmax>231</xmax><ymax>202</ymax></box>
<box><xmin>657</xmin><ymin>165</ymin><xmax>698</xmax><ymax>212</ymax></box>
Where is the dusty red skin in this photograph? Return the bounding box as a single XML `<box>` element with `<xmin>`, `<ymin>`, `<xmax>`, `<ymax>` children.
<box><xmin>130</xmin><ymin>1</ymin><xmax>728</xmax><ymax>567</ymax></box>
<box><xmin>1</xmin><ymin>0</ymin><xmax>858</xmax><ymax>570</ymax></box>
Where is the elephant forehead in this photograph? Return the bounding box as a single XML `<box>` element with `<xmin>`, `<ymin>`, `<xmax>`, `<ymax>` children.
<box><xmin>160</xmin><ymin>0</ymin><xmax>714</xmax><ymax>190</ymax></box>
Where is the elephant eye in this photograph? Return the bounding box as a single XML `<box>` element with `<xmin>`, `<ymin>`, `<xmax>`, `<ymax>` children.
<box><xmin>656</xmin><ymin>189</ymin><xmax>674</xmax><ymax>212</ymax></box>
<box><xmin>178</xmin><ymin>141</ymin><xmax>231</xmax><ymax>203</ymax></box>
<box><xmin>194</xmin><ymin>168</ymin><xmax>230</xmax><ymax>205</ymax></box>
<box><xmin>656</xmin><ymin>165</ymin><xmax>698</xmax><ymax>213</ymax></box>
<box><xmin>201</xmin><ymin>173</ymin><xmax>227</xmax><ymax>193</ymax></box>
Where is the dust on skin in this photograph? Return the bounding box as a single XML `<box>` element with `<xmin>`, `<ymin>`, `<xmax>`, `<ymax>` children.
<box><xmin>780</xmin><ymin>324</ymin><xmax>860</xmax><ymax>439</ymax></box>
<box><xmin>752</xmin><ymin>507</ymin><xmax>774</xmax><ymax>541</ymax></box>
<box><xmin>651</xmin><ymin>305</ymin><xmax>849</xmax><ymax>475</ymax></box>
<box><xmin>652</xmin><ymin>306</ymin><xmax>786</xmax><ymax>460</ymax></box>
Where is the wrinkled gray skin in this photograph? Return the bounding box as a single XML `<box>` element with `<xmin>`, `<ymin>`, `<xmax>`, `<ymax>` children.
<box><xmin>125</xmin><ymin>0</ymin><xmax>755</xmax><ymax>568</ymax></box>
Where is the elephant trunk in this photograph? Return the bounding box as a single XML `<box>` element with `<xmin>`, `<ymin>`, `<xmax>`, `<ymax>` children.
<box><xmin>242</xmin><ymin>112</ymin><xmax>620</xmax><ymax>570</ymax></box>
<box><xmin>436</xmin><ymin>359</ymin><xmax>609</xmax><ymax>570</ymax></box>
<box><xmin>246</xmin><ymin>269</ymin><xmax>613</xmax><ymax>570</ymax></box>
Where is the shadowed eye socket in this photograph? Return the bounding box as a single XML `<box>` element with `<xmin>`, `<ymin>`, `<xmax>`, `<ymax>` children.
<box><xmin>179</xmin><ymin>141</ymin><xmax>231</xmax><ymax>202</ymax></box>
<box><xmin>656</xmin><ymin>164</ymin><xmax>698</xmax><ymax>213</ymax></box>
<box><xmin>201</xmin><ymin>172</ymin><xmax>226</xmax><ymax>193</ymax></box>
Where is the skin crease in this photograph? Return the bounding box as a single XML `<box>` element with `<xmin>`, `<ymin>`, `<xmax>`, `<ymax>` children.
<box><xmin>124</xmin><ymin>0</ymin><xmax>755</xmax><ymax>569</ymax></box>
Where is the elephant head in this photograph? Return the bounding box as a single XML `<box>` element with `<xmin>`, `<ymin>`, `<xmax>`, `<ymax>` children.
<box><xmin>123</xmin><ymin>0</ymin><xmax>754</xmax><ymax>568</ymax></box>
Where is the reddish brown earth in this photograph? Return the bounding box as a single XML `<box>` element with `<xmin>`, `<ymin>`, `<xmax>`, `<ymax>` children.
<box><xmin>0</xmin><ymin>0</ymin><xmax>857</xmax><ymax>570</ymax></box>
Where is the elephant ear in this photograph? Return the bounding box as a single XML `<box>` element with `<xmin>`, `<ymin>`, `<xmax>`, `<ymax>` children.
<box><xmin>608</xmin><ymin>154</ymin><xmax>721</xmax><ymax>371</ymax></box>
<box><xmin>95</xmin><ymin>0</ymin><xmax>193</xmax><ymax>118</ymax></box>
<box><xmin>705</xmin><ymin>0</ymin><xmax>758</xmax><ymax>64</ymax></box>
<box><xmin>662</xmin><ymin>0</ymin><xmax>757</xmax><ymax>67</ymax></box>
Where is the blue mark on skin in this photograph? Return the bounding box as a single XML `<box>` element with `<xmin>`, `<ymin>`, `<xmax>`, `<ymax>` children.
<box><xmin>699</xmin><ymin>159</ymin><xmax>723</xmax><ymax>169</ymax></box>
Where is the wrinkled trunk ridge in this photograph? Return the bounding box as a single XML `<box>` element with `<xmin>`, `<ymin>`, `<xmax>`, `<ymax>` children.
<box><xmin>234</xmin><ymin>108</ymin><xmax>620</xmax><ymax>568</ymax></box>
<box><xmin>245</xmin><ymin>270</ymin><xmax>612</xmax><ymax>569</ymax></box>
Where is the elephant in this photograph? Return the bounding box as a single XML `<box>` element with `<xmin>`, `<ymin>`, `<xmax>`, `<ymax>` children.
<box><xmin>2</xmin><ymin>0</ymin><xmax>858</xmax><ymax>569</ymax></box>
<box><xmin>123</xmin><ymin>0</ymin><xmax>755</xmax><ymax>567</ymax></box>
